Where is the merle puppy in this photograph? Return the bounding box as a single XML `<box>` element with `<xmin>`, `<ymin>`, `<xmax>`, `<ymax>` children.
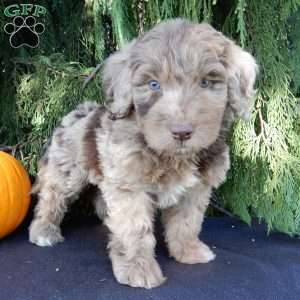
<box><xmin>29</xmin><ymin>19</ymin><xmax>257</xmax><ymax>288</ymax></box>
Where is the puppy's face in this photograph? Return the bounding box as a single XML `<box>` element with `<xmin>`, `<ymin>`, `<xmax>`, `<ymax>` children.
<box><xmin>131</xmin><ymin>33</ymin><xmax>228</xmax><ymax>155</ymax></box>
<box><xmin>103</xmin><ymin>19</ymin><xmax>257</xmax><ymax>156</ymax></box>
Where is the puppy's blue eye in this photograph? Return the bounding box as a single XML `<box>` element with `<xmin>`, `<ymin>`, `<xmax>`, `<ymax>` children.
<box><xmin>200</xmin><ymin>79</ymin><xmax>210</xmax><ymax>88</ymax></box>
<box><xmin>148</xmin><ymin>80</ymin><xmax>160</xmax><ymax>91</ymax></box>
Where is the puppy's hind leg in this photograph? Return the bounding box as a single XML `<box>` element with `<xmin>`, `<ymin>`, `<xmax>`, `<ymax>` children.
<box><xmin>29</xmin><ymin>166</ymin><xmax>87</xmax><ymax>247</ymax></box>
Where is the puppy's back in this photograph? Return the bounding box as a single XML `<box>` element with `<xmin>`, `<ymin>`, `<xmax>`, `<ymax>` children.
<box><xmin>32</xmin><ymin>101</ymin><xmax>105</xmax><ymax>194</ymax></box>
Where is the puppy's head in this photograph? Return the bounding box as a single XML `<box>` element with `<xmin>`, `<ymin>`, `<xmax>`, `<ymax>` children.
<box><xmin>103</xmin><ymin>19</ymin><xmax>257</xmax><ymax>155</ymax></box>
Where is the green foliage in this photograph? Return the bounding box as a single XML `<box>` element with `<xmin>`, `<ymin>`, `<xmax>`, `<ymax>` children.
<box><xmin>234</xmin><ymin>0</ymin><xmax>247</xmax><ymax>47</ymax></box>
<box><xmin>289</xmin><ymin>8</ymin><xmax>300</xmax><ymax>93</ymax></box>
<box><xmin>9</xmin><ymin>54</ymin><xmax>103</xmax><ymax>174</ymax></box>
<box><xmin>110</xmin><ymin>0</ymin><xmax>138</xmax><ymax>47</ymax></box>
<box><xmin>0</xmin><ymin>0</ymin><xmax>300</xmax><ymax>235</ymax></box>
<box><xmin>220</xmin><ymin>0</ymin><xmax>300</xmax><ymax>235</ymax></box>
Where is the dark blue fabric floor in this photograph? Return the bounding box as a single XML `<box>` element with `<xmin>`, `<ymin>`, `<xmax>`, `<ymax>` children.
<box><xmin>1</xmin><ymin>216</ymin><xmax>300</xmax><ymax>300</ymax></box>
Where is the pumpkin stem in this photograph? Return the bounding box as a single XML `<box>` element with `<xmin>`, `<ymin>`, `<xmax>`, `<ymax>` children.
<box><xmin>0</xmin><ymin>145</ymin><xmax>13</xmax><ymax>153</ymax></box>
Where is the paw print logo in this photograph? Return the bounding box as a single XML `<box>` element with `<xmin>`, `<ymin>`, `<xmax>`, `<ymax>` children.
<box><xmin>4</xmin><ymin>16</ymin><xmax>45</xmax><ymax>48</ymax></box>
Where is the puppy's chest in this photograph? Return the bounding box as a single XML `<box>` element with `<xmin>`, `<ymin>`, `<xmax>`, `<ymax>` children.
<box><xmin>145</xmin><ymin>163</ymin><xmax>200</xmax><ymax>209</ymax></box>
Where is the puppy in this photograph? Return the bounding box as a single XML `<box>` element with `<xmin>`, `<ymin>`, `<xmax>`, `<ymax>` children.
<box><xmin>29</xmin><ymin>18</ymin><xmax>257</xmax><ymax>288</ymax></box>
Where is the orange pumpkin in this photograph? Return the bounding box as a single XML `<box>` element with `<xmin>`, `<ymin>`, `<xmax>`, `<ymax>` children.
<box><xmin>0</xmin><ymin>151</ymin><xmax>31</xmax><ymax>238</ymax></box>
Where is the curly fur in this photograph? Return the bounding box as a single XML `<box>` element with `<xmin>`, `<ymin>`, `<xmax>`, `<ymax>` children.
<box><xmin>29</xmin><ymin>19</ymin><xmax>257</xmax><ymax>288</ymax></box>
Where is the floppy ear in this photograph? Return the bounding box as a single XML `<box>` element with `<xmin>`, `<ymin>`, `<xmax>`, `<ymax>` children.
<box><xmin>191</xmin><ymin>23</ymin><xmax>257</xmax><ymax>120</ymax></box>
<box><xmin>226</xmin><ymin>44</ymin><xmax>258</xmax><ymax>120</ymax></box>
<box><xmin>102</xmin><ymin>41</ymin><xmax>135</xmax><ymax>119</ymax></box>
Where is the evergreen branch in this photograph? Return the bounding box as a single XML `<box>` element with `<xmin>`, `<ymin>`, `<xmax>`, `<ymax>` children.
<box><xmin>235</xmin><ymin>0</ymin><xmax>247</xmax><ymax>47</ymax></box>
<box><xmin>210</xmin><ymin>191</ymin><xmax>236</xmax><ymax>218</ymax></box>
<box><xmin>13</xmin><ymin>59</ymin><xmax>87</xmax><ymax>78</ymax></box>
<box><xmin>258</xmin><ymin>108</ymin><xmax>266</xmax><ymax>137</ymax></box>
<box><xmin>82</xmin><ymin>61</ymin><xmax>105</xmax><ymax>90</ymax></box>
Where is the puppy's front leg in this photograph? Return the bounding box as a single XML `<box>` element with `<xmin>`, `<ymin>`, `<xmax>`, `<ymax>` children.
<box><xmin>102</xmin><ymin>186</ymin><xmax>166</xmax><ymax>288</ymax></box>
<box><xmin>162</xmin><ymin>184</ymin><xmax>215</xmax><ymax>264</ymax></box>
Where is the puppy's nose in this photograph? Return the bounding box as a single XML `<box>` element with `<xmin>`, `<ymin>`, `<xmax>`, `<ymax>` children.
<box><xmin>171</xmin><ymin>123</ymin><xmax>193</xmax><ymax>141</ymax></box>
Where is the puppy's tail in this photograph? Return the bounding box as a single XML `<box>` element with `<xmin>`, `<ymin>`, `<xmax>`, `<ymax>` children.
<box><xmin>61</xmin><ymin>101</ymin><xmax>100</xmax><ymax>128</ymax></box>
<box><xmin>30</xmin><ymin>180</ymin><xmax>41</xmax><ymax>195</ymax></box>
<box><xmin>30</xmin><ymin>169</ymin><xmax>45</xmax><ymax>195</ymax></box>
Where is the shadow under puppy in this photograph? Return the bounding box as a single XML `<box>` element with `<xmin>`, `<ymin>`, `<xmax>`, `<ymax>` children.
<box><xmin>29</xmin><ymin>18</ymin><xmax>257</xmax><ymax>288</ymax></box>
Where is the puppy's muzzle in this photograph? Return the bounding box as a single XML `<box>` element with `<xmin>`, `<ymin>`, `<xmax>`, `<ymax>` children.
<box><xmin>171</xmin><ymin>123</ymin><xmax>193</xmax><ymax>141</ymax></box>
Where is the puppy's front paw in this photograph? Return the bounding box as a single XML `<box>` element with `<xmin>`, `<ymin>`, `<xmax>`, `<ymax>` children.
<box><xmin>29</xmin><ymin>220</ymin><xmax>64</xmax><ymax>247</ymax></box>
<box><xmin>172</xmin><ymin>240</ymin><xmax>216</xmax><ymax>264</ymax></box>
<box><xmin>112</xmin><ymin>256</ymin><xmax>166</xmax><ymax>289</ymax></box>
